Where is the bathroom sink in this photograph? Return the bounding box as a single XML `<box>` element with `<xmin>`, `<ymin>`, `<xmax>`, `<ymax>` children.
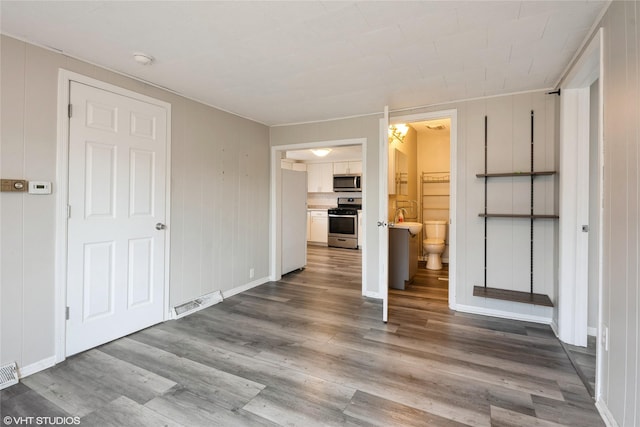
<box><xmin>391</xmin><ymin>221</ymin><xmax>422</xmax><ymax>235</ymax></box>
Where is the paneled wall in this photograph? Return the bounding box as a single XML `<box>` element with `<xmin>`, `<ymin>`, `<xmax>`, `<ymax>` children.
<box><xmin>459</xmin><ymin>94</ymin><xmax>557</xmax><ymax>318</ymax></box>
<box><xmin>271</xmin><ymin>91</ymin><xmax>557</xmax><ymax>320</ymax></box>
<box><xmin>0</xmin><ymin>35</ymin><xmax>270</xmax><ymax>371</ymax></box>
<box><xmin>589</xmin><ymin>2</ymin><xmax>639</xmax><ymax>425</ymax></box>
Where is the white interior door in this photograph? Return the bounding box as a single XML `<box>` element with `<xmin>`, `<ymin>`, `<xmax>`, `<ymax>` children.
<box><xmin>66</xmin><ymin>81</ymin><xmax>168</xmax><ymax>356</ymax></box>
<box><xmin>379</xmin><ymin>107</ymin><xmax>390</xmax><ymax>322</ymax></box>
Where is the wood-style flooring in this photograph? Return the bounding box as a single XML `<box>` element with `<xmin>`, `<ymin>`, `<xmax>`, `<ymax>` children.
<box><xmin>563</xmin><ymin>336</ymin><xmax>597</xmax><ymax>398</ymax></box>
<box><xmin>1</xmin><ymin>246</ymin><xmax>604</xmax><ymax>426</ymax></box>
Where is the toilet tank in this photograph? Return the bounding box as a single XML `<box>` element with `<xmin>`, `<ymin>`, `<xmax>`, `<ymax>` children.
<box><xmin>424</xmin><ymin>220</ymin><xmax>447</xmax><ymax>239</ymax></box>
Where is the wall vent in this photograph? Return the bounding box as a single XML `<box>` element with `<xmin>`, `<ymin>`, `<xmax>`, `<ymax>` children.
<box><xmin>0</xmin><ymin>362</ymin><xmax>19</xmax><ymax>390</ymax></box>
<box><xmin>173</xmin><ymin>291</ymin><xmax>223</xmax><ymax>319</ymax></box>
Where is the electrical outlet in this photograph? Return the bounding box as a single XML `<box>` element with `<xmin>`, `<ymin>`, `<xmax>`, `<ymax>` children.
<box><xmin>249</xmin><ymin>268</ymin><xmax>255</xmax><ymax>279</ymax></box>
<box><xmin>601</xmin><ymin>325</ymin><xmax>609</xmax><ymax>351</ymax></box>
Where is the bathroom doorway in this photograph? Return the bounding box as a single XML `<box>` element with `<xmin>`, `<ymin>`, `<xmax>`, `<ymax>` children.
<box><xmin>386</xmin><ymin>109</ymin><xmax>457</xmax><ymax>316</ymax></box>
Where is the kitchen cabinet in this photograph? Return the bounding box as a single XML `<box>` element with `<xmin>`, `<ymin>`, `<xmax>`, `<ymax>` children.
<box><xmin>281</xmin><ymin>159</ymin><xmax>292</xmax><ymax>170</ymax></box>
<box><xmin>308</xmin><ymin>210</ymin><xmax>328</xmax><ymax>244</ymax></box>
<box><xmin>307</xmin><ymin>163</ymin><xmax>333</xmax><ymax>193</ymax></box>
<box><xmin>281</xmin><ymin>160</ymin><xmax>306</xmax><ymax>171</ymax></box>
<box><xmin>292</xmin><ymin>163</ymin><xmax>307</xmax><ymax>172</ymax></box>
<box><xmin>333</xmin><ymin>161</ymin><xmax>362</xmax><ymax>175</ymax></box>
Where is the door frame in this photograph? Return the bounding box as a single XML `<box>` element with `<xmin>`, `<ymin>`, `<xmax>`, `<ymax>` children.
<box><xmin>54</xmin><ymin>70</ymin><xmax>172</xmax><ymax>363</ymax></box>
<box><xmin>558</xmin><ymin>28</ymin><xmax>603</xmax><ymax>342</ymax></box>
<box><xmin>382</xmin><ymin>108</ymin><xmax>458</xmax><ymax>310</ymax></box>
<box><xmin>557</xmin><ymin>28</ymin><xmax>604</xmax><ymax>397</ymax></box>
<box><xmin>269</xmin><ymin>138</ymin><xmax>367</xmax><ymax>294</ymax></box>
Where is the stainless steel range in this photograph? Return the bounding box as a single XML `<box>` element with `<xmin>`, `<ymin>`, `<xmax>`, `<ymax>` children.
<box><xmin>328</xmin><ymin>197</ymin><xmax>361</xmax><ymax>249</ymax></box>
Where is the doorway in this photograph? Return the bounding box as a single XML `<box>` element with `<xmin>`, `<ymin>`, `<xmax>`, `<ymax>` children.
<box><xmin>270</xmin><ymin>138</ymin><xmax>367</xmax><ymax>296</ymax></box>
<box><xmin>55</xmin><ymin>71</ymin><xmax>172</xmax><ymax>361</ymax></box>
<box><xmin>388</xmin><ymin>118</ymin><xmax>452</xmax><ymax>313</ymax></box>
<box><xmin>380</xmin><ymin>109</ymin><xmax>458</xmax><ymax>323</ymax></box>
<box><xmin>557</xmin><ymin>28</ymin><xmax>603</xmax><ymax>400</ymax></box>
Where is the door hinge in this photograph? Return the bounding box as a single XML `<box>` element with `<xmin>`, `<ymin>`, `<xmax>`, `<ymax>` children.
<box><xmin>65</xmin><ymin>306</ymin><xmax>70</xmax><ymax>320</ymax></box>
<box><xmin>67</xmin><ymin>205</ymin><xmax>71</xmax><ymax>219</ymax></box>
<box><xmin>68</xmin><ymin>104</ymin><xmax>73</xmax><ymax>118</ymax></box>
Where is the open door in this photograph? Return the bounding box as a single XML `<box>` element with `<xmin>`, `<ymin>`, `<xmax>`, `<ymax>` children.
<box><xmin>379</xmin><ymin>106</ymin><xmax>390</xmax><ymax>322</ymax></box>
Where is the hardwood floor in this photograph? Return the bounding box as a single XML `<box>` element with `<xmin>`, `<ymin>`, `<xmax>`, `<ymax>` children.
<box><xmin>1</xmin><ymin>246</ymin><xmax>604</xmax><ymax>426</ymax></box>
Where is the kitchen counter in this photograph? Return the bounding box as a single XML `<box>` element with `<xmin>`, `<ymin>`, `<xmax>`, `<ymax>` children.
<box><xmin>307</xmin><ymin>205</ymin><xmax>335</xmax><ymax>210</ymax></box>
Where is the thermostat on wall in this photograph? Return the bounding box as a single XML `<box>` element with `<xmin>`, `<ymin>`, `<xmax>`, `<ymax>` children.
<box><xmin>28</xmin><ymin>181</ymin><xmax>52</xmax><ymax>195</ymax></box>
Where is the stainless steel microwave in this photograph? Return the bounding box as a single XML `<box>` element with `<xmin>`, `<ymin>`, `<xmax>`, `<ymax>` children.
<box><xmin>333</xmin><ymin>174</ymin><xmax>362</xmax><ymax>192</ymax></box>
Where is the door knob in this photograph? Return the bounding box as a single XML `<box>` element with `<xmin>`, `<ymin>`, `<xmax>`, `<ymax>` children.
<box><xmin>155</xmin><ymin>223</ymin><xmax>166</xmax><ymax>230</ymax></box>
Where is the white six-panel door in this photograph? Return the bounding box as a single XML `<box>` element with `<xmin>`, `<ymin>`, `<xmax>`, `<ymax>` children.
<box><xmin>66</xmin><ymin>81</ymin><xmax>167</xmax><ymax>356</ymax></box>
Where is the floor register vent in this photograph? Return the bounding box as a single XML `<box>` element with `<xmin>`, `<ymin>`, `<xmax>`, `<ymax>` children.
<box><xmin>174</xmin><ymin>291</ymin><xmax>223</xmax><ymax>319</ymax></box>
<box><xmin>0</xmin><ymin>362</ymin><xmax>19</xmax><ymax>390</ymax></box>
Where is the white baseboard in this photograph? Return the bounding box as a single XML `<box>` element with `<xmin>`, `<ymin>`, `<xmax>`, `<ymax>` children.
<box><xmin>454</xmin><ymin>303</ymin><xmax>552</xmax><ymax>325</ymax></box>
<box><xmin>596</xmin><ymin>398</ymin><xmax>619</xmax><ymax>427</ymax></box>
<box><xmin>550</xmin><ymin>319</ymin><xmax>559</xmax><ymax>337</ymax></box>
<box><xmin>363</xmin><ymin>290</ymin><xmax>382</xmax><ymax>299</ymax></box>
<box><xmin>222</xmin><ymin>276</ymin><xmax>270</xmax><ymax>299</ymax></box>
<box><xmin>17</xmin><ymin>355</ymin><xmax>56</xmax><ymax>379</ymax></box>
<box><xmin>588</xmin><ymin>326</ymin><xmax>598</xmax><ymax>337</ymax></box>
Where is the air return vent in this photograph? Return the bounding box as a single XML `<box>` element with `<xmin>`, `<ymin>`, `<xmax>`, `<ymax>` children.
<box><xmin>0</xmin><ymin>362</ymin><xmax>19</xmax><ymax>390</ymax></box>
<box><xmin>174</xmin><ymin>291</ymin><xmax>223</xmax><ymax>319</ymax></box>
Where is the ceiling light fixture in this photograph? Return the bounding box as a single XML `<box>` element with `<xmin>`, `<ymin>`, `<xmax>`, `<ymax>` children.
<box><xmin>388</xmin><ymin>124</ymin><xmax>409</xmax><ymax>143</ymax></box>
<box><xmin>426</xmin><ymin>124</ymin><xmax>446</xmax><ymax>130</ymax></box>
<box><xmin>133</xmin><ymin>53</ymin><xmax>154</xmax><ymax>66</ymax></box>
<box><xmin>310</xmin><ymin>148</ymin><xmax>332</xmax><ymax>157</ymax></box>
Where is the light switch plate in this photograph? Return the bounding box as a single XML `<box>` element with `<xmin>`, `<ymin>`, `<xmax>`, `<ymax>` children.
<box><xmin>28</xmin><ymin>181</ymin><xmax>52</xmax><ymax>194</ymax></box>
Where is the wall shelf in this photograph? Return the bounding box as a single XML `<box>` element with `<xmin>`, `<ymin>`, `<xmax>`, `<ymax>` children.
<box><xmin>476</xmin><ymin>171</ymin><xmax>556</xmax><ymax>178</ymax></box>
<box><xmin>479</xmin><ymin>213</ymin><xmax>559</xmax><ymax>219</ymax></box>
<box><xmin>476</xmin><ymin>111</ymin><xmax>555</xmax><ymax>307</ymax></box>
<box><xmin>473</xmin><ymin>286</ymin><xmax>554</xmax><ymax>307</ymax></box>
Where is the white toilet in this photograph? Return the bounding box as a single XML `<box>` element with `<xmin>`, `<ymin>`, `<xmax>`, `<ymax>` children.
<box><xmin>423</xmin><ymin>220</ymin><xmax>447</xmax><ymax>270</ymax></box>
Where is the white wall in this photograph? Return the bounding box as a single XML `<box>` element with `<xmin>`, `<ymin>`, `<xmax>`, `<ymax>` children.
<box><xmin>0</xmin><ymin>35</ymin><xmax>270</xmax><ymax>371</ymax></box>
<box><xmin>446</xmin><ymin>93</ymin><xmax>556</xmax><ymax>320</ymax></box>
<box><xmin>417</xmin><ymin>126</ymin><xmax>451</xmax><ymax>223</ymax></box>
<box><xmin>585</xmin><ymin>2</ymin><xmax>639</xmax><ymax>425</ymax></box>
<box><xmin>271</xmin><ymin>91</ymin><xmax>557</xmax><ymax>321</ymax></box>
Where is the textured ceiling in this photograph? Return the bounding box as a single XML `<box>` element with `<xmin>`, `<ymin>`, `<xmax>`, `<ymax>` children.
<box><xmin>1</xmin><ymin>1</ymin><xmax>607</xmax><ymax>125</ymax></box>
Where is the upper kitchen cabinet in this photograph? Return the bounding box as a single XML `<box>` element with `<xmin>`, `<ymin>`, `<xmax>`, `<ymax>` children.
<box><xmin>281</xmin><ymin>159</ymin><xmax>307</xmax><ymax>171</ymax></box>
<box><xmin>333</xmin><ymin>161</ymin><xmax>362</xmax><ymax>175</ymax></box>
<box><xmin>307</xmin><ymin>163</ymin><xmax>333</xmax><ymax>193</ymax></box>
